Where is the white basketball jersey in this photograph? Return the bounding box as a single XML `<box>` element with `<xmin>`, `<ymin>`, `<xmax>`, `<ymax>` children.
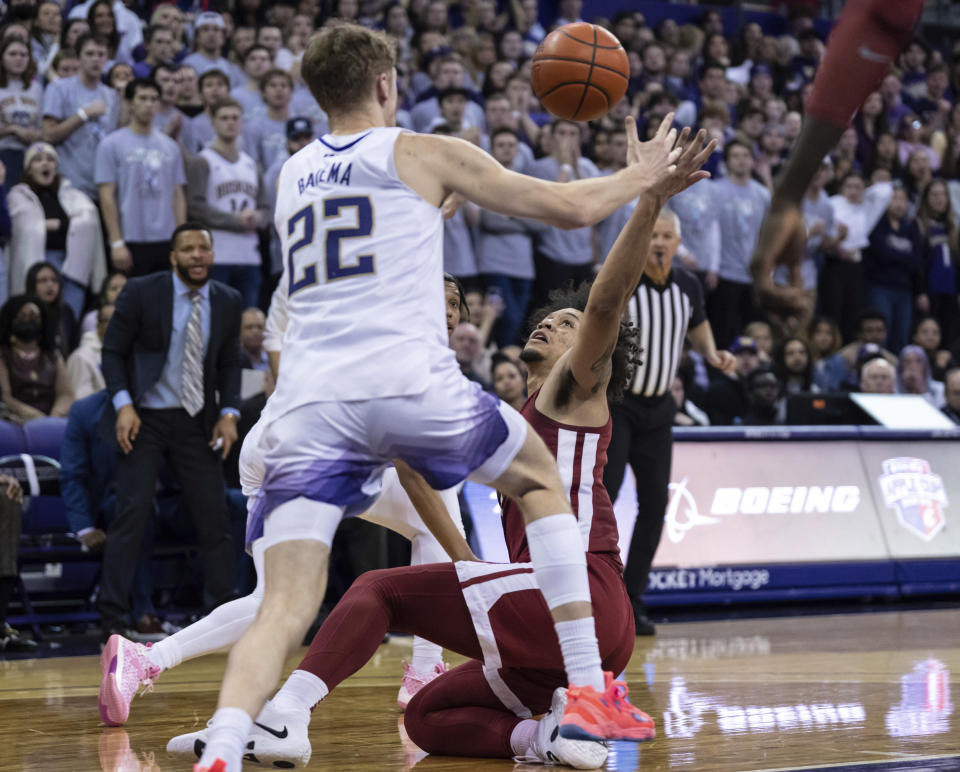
<box><xmin>199</xmin><ymin>147</ymin><xmax>260</xmax><ymax>266</ymax></box>
<box><xmin>272</xmin><ymin>127</ymin><xmax>447</xmax><ymax>409</ymax></box>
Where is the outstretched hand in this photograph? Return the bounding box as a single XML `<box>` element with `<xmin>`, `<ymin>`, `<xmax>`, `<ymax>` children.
<box><xmin>749</xmin><ymin>201</ymin><xmax>810</xmax><ymax>316</ymax></box>
<box><xmin>624</xmin><ymin>112</ymin><xmax>681</xmax><ymax>192</ymax></box>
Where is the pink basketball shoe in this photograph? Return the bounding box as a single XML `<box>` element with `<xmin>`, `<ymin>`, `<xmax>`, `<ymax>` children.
<box><xmin>98</xmin><ymin>634</ymin><xmax>161</xmax><ymax>726</ymax></box>
<box><xmin>397</xmin><ymin>661</ymin><xmax>450</xmax><ymax>710</ymax></box>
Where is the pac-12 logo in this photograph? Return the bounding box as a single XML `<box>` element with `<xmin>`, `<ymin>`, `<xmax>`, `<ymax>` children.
<box><xmin>878</xmin><ymin>457</ymin><xmax>948</xmax><ymax>542</ymax></box>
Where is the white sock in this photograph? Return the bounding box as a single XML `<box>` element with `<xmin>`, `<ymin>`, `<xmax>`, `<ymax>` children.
<box><xmin>271</xmin><ymin>669</ymin><xmax>329</xmax><ymax>715</ymax></box>
<box><xmin>510</xmin><ymin>719</ymin><xmax>538</xmax><ymax>756</ymax></box>
<box><xmin>524</xmin><ymin>514</ymin><xmax>604</xmax><ymax>691</ymax></box>
<box><xmin>147</xmin><ymin>593</ymin><xmax>263</xmax><ymax>672</ymax></box>
<box><xmin>411</xmin><ymin>637</ymin><xmax>443</xmax><ymax>674</ymax></box>
<box><xmin>197</xmin><ymin>707</ymin><xmax>252</xmax><ymax>772</ymax></box>
<box><xmin>554</xmin><ymin>618</ymin><xmax>604</xmax><ymax>691</ymax></box>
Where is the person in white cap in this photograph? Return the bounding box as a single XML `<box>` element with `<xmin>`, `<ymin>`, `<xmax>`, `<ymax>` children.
<box><xmin>184</xmin><ymin>12</ymin><xmax>241</xmax><ymax>88</ymax></box>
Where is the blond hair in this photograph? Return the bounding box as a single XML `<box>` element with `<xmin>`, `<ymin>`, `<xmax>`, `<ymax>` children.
<box><xmin>301</xmin><ymin>23</ymin><xmax>396</xmax><ymax>115</ymax></box>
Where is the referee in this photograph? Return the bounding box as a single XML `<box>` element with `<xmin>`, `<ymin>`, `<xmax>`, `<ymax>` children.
<box><xmin>603</xmin><ymin>210</ymin><xmax>735</xmax><ymax>635</ymax></box>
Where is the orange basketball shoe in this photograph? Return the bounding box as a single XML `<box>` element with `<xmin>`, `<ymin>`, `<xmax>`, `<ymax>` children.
<box><xmin>193</xmin><ymin>761</ymin><xmax>227</xmax><ymax>772</ymax></box>
<box><xmin>558</xmin><ymin>671</ymin><xmax>656</xmax><ymax>742</ymax></box>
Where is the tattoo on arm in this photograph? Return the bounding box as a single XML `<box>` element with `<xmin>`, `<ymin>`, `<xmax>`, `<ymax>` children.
<box><xmin>589</xmin><ymin>343</ymin><xmax>615</xmax><ymax>393</ymax></box>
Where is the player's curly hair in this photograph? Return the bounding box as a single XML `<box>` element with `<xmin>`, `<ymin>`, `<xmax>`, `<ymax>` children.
<box><xmin>524</xmin><ymin>281</ymin><xmax>643</xmax><ymax>402</ymax></box>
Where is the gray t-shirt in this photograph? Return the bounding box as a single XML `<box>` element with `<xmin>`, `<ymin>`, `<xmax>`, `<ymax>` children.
<box><xmin>244</xmin><ymin>114</ymin><xmax>287</xmax><ymax>170</ymax></box>
<box><xmin>183</xmin><ymin>53</ymin><xmax>243</xmax><ymax>88</ymax></box>
<box><xmin>94</xmin><ymin>127</ymin><xmax>186</xmax><ymax>242</ymax></box>
<box><xmin>231</xmin><ymin>86</ymin><xmax>266</xmax><ymax>122</ymax></box>
<box><xmin>443</xmin><ymin>207</ymin><xmax>477</xmax><ymax>278</ymax></box>
<box><xmin>666</xmin><ymin>181</ymin><xmax>721</xmax><ymax>273</ymax></box>
<box><xmin>42</xmin><ymin>76</ymin><xmax>119</xmax><ymax>198</ymax></box>
<box><xmin>477</xmin><ymin>208</ymin><xmax>546</xmax><ymax>279</ymax></box>
<box><xmin>180</xmin><ymin>111</ymin><xmax>214</xmax><ymax>155</ymax></box>
<box><xmin>0</xmin><ymin>79</ymin><xmax>44</xmax><ymax>151</ymax></box>
<box><xmin>712</xmin><ymin>177</ymin><xmax>770</xmax><ymax>284</ymax></box>
<box><xmin>530</xmin><ymin>156</ymin><xmax>600</xmax><ymax>266</ymax></box>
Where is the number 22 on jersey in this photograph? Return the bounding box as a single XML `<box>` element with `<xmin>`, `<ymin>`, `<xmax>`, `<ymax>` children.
<box><xmin>287</xmin><ymin>195</ymin><xmax>375</xmax><ymax>295</ymax></box>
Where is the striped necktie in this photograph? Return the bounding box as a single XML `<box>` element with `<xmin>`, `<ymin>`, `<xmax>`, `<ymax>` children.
<box><xmin>181</xmin><ymin>290</ymin><xmax>204</xmax><ymax>417</ymax></box>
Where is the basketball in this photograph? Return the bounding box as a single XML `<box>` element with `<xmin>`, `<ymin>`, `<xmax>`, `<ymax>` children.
<box><xmin>531</xmin><ymin>22</ymin><xmax>629</xmax><ymax>122</ymax></box>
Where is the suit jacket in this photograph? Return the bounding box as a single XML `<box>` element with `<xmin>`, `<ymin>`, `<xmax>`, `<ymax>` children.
<box><xmin>101</xmin><ymin>272</ymin><xmax>243</xmax><ymax>436</ymax></box>
<box><xmin>61</xmin><ymin>390</ymin><xmax>117</xmax><ymax>533</ymax></box>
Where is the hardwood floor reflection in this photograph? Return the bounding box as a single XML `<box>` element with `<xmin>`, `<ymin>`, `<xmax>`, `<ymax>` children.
<box><xmin>1</xmin><ymin>608</ymin><xmax>958</xmax><ymax>771</ymax></box>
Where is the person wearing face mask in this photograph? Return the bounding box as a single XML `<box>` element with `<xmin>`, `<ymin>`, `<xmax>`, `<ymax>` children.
<box><xmin>0</xmin><ymin>294</ymin><xmax>73</xmax><ymax>419</ymax></box>
<box><xmin>8</xmin><ymin>142</ymin><xmax>106</xmax><ymax>314</ymax></box>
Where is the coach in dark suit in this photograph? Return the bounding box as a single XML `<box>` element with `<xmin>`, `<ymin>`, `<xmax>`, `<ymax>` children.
<box><xmin>99</xmin><ymin>222</ymin><xmax>242</xmax><ymax>638</ymax></box>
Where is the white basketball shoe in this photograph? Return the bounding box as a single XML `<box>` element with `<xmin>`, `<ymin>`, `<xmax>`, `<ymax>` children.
<box><xmin>167</xmin><ymin>700</ymin><xmax>312</xmax><ymax>769</ymax></box>
<box><xmin>515</xmin><ymin>687</ymin><xmax>609</xmax><ymax>769</ymax></box>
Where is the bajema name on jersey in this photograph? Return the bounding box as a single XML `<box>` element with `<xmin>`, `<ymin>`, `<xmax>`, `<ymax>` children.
<box><xmin>297</xmin><ymin>159</ymin><xmax>353</xmax><ymax>194</ymax></box>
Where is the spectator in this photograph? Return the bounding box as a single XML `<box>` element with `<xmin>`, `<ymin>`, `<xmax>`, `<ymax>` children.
<box><xmin>0</xmin><ymin>475</ymin><xmax>32</xmax><ymax>650</ymax></box>
<box><xmin>0</xmin><ymin>294</ymin><xmax>73</xmax><ymax>419</ymax></box>
<box><xmin>175</xmin><ymin>64</ymin><xmax>202</xmax><ymax>117</ymax></box>
<box><xmin>183</xmin><ymin>12</ymin><xmax>238</xmax><ymax>87</ymax></box>
<box><xmin>671</xmin><ymin>372</ymin><xmax>709</xmax><ymax>426</ymax></box>
<box><xmin>825</xmin><ymin>309</ymin><xmax>898</xmax><ymax>389</ymax></box>
<box><xmin>26</xmin><ymin>261</ymin><xmax>78</xmax><ymax>356</ymax></box>
<box><xmin>773</xmin><ymin>336</ymin><xmax>819</xmax><ymax>394</ymax></box>
<box><xmin>239</xmin><ymin>307</ymin><xmax>267</xmax><ymax>371</ymax></box>
<box><xmin>664</xmin><ymin>165</ymin><xmax>720</xmax><ymax>285</ymax></box>
<box><xmin>244</xmin><ymin>67</ymin><xmax>293</xmax><ymax>170</ymax></box>
<box><xmin>32</xmin><ymin>1</ymin><xmax>62</xmax><ymax>78</ymax></box>
<box><xmin>825</xmin><ymin>171</ymin><xmax>893</xmax><ymax>340</ymax></box>
<box><xmin>808</xmin><ymin>315</ymin><xmax>844</xmax><ymax>391</ymax></box>
<box><xmin>86</xmin><ymin>0</ymin><xmax>134</xmax><ymax>65</ymax></box>
<box><xmin>709</xmin><ymin>140</ymin><xmax>769</xmax><ymax>347</ymax></box>
<box><xmin>410</xmin><ymin>54</ymin><xmax>484</xmax><ymax>133</ymax></box>
<box><xmin>705</xmin><ymin>335</ymin><xmax>759</xmax><ymax>425</ymax></box>
<box><xmin>862</xmin><ymin>185</ymin><xmax>922</xmax><ymax>354</ymax></box>
<box><xmin>0</xmin><ymin>37</ymin><xmax>43</xmax><ymax>192</ymax></box>
<box><xmin>860</xmin><ymin>357</ymin><xmax>897</xmax><ymax>394</ymax></box>
<box><xmin>147</xmin><ymin>4</ymin><xmax>187</xmax><ymax>64</ymax></box>
<box><xmin>66</xmin><ymin>302</ymin><xmax>113</xmax><ymax>400</ymax></box>
<box><xmin>744</xmin><ymin>320</ymin><xmax>773</xmax><ymax>363</ymax></box>
<box><xmin>530</xmin><ymin>120</ymin><xmax>600</xmax><ymax>306</ymax></box>
<box><xmin>41</xmin><ymin>34</ymin><xmax>119</xmax><ymax>200</ymax></box>
<box><xmin>491</xmin><ymin>354</ymin><xmax>525</xmax><ymax>412</ymax></box>
<box><xmin>912</xmin><ymin>316</ymin><xmax>956</xmax><ymax>381</ymax></box>
<box><xmin>186</xmin><ymin>98</ymin><xmax>270</xmax><ymax>307</ymax></box>
<box><xmin>230</xmin><ymin>45</ymin><xmax>271</xmax><ymax>122</ymax></box>
<box><xmin>131</xmin><ymin>24</ymin><xmax>174</xmax><ymax>80</ymax></box>
<box><xmin>915</xmin><ymin>179</ymin><xmax>960</xmax><ymax>345</ymax></box>
<box><xmin>898</xmin><ymin>344</ymin><xmax>946</xmax><ymax>407</ymax></box>
<box><xmin>95</xmin><ymin>78</ymin><xmax>187</xmax><ymax>276</ymax></box>
<box><xmin>942</xmin><ymin>367</ymin><xmax>960</xmax><ymax>424</ymax></box>
<box><xmin>450</xmin><ymin>322</ymin><xmax>490</xmax><ymax>389</ymax></box>
<box><xmin>741</xmin><ymin>366</ymin><xmax>783</xmax><ymax>426</ymax></box>
<box><xmin>98</xmin><ymin>222</ymin><xmax>241</xmax><ymax>641</ymax></box>
<box><xmin>476</xmin><ymin>127</ymin><xmax>545</xmax><ymax>347</ymax></box>
<box><xmin>179</xmin><ymin>68</ymin><xmax>230</xmax><ymax>156</ymax></box>
<box><xmin>8</xmin><ymin>142</ymin><xmax>105</xmax><ymax>318</ymax></box>
<box><xmin>68</xmin><ymin>0</ymin><xmax>143</xmax><ymax>57</ymax></box>
<box><xmin>48</xmin><ymin>48</ymin><xmax>80</xmax><ymax>83</ymax></box>
<box><xmin>152</xmin><ymin>63</ymin><xmax>183</xmax><ymax>136</ymax></box>
<box><xmin>80</xmin><ymin>271</ymin><xmax>125</xmax><ymax>335</ymax></box>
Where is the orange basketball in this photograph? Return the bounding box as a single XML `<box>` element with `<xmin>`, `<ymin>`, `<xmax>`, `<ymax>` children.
<box><xmin>531</xmin><ymin>22</ymin><xmax>629</xmax><ymax>122</ymax></box>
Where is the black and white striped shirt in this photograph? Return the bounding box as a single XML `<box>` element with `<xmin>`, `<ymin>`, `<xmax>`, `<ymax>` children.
<box><xmin>625</xmin><ymin>266</ymin><xmax>706</xmax><ymax>398</ymax></box>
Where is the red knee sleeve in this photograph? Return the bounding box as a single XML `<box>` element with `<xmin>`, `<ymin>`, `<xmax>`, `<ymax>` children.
<box><xmin>806</xmin><ymin>0</ymin><xmax>925</xmax><ymax>127</ymax></box>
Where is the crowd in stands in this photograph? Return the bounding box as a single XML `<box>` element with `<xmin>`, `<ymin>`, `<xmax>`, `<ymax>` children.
<box><xmin>1</xmin><ymin>0</ymin><xmax>960</xmax><ymax>650</ymax></box>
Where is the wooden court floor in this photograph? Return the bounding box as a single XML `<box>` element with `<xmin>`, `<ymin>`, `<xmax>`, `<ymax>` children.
<box><xmin>1</xmin><ymin>608</ymin><xmax>958</xmax><ymax>772</ymax></box>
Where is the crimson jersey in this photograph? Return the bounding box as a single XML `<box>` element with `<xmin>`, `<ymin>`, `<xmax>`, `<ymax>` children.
<box><xmin>501</xmin><ymin>391</ymin><xmax>623</xmax><ymax>572</ymax></box>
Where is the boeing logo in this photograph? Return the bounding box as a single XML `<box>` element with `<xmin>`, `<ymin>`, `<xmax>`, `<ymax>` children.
<box><xmin>665</xmin><ymin>481</ymin><xmax>861</xmax><ymax>543</ymax></box>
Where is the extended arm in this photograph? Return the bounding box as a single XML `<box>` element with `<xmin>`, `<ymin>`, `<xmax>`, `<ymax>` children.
<box><xmin>394</xmin><ymin>459</ymin><xmax>477</xmax><ymax>562</ymax></box>
<box><xmin>187</xmin><ymin>156</ymin><xmax>246</xmax><ymax>230</ymax></box>
<box><xmin>395</xmin><ymin>114</ymin><xmax>682</xmax><ymax>229</ymax></box>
